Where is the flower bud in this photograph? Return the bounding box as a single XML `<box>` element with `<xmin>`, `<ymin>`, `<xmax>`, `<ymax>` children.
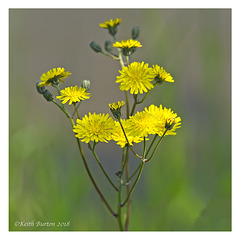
<box><xmin>165</xmin><ymin>117</ymin><xmax>176</xmax><ymax>130</ymax></box>
<box><xmin>131</xmin><ymin>26</ymin><xmax>140</xmax><ymax>40</ymax></box>
<box><xmin>105</xmin><ymin>40</ymin><xmax>113</xmax><ymax>52</ymax></box>
<box><xmin>43</xmin><ymin>89</ymin><xmax>54</xmax><ymax>102</ymax></box>
<box><xmin>36</xmin><ymin>81</ymin><xmax>46</xmax><ymax>94</ymax></box>
<box><xmin>81</xmin><ymin>80</ymin><xmax>91</xmax><ymax>92</ymax></box>
<box><xmin>90</xmin><ymin>41</ymin><xmax>102</xmax><ymax>53</ymax></box>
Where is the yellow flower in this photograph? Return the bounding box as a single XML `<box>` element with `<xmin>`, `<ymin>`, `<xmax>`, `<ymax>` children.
<box><xmin>109</xmin><ymin>101</ymin><xmax>125</xmax><ymax>119</ymax></box>
<box><xmin>116</xmin><ymin>62</ymin><xmax>156</xmax><ymax>94</ymax></box>
<box><xmin>56</xmin><ymin>86</ymin><xmax>91</xmax><ymax>105</ymax></box>
<box><xmin>73</xmin><ymin>113</ymin><xmax>116</xmax><ymax>143</ymax></box>
<box><xmin>144</xmin><ymin>104</ymin><xmax>181</xmax><ymax>136</ymax></box>
<box><xmin>99</xmin><ymin>18</ymin><xmax>122</xmax><ymax>36</ymax></box>
<box><xmin>113</xmin><ymin>39</ymin><xmax>142</xmax><ymax>56</ymax></box>
<box><xmin>152</xmin><ymin>65</ymin><xmax>174</xmax><ymax>84</ymax></box>
<box><xmin>112</xmin><ymin>119</ymin><xmax>145</xmax><ymax>148</ymax></box>
<box><xmin>160</xmin><ymin>105</ymin><xmax>181</xmax><ymax>135</ymax></box>
<box><xmin>109</xmin><ymin>101</ymin><xmax>125</xmax><ymax>110</ymax></box>
<box><xmin>113</xmin><ymin>39</ymin><xmax>142</xmax><ymax>49</ymax></box>
<box><xmin>39</xmin><ymin>67</ymin><xmax>71</xmax><ymax>87</ymax></box>
<box><xmin>99</xmin><ymin>18</ymin><xmax>122</xmax><ymax>28</ymax></box>
<box><xmin>126</xmin><ymin>111</ymin><xmax>156</xmax><ymax>138</ymax></box>
<box><xmin>127</xmin><ymin>105</ymin><xmax>181</xmax><ymax>138</ymax></box>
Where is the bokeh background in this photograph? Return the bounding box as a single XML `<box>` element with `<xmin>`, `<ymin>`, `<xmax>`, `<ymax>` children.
<box><xmin>9</xmin><ymin>9</ymin><xmax>231</xmax><ymax>231</ymax></box>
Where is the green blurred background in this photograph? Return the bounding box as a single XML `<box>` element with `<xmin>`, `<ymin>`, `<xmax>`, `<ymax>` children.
<box><xmin>9</xmin><ymin>9</ymin><xmax>231</xmax><ymax>231</ymax></box>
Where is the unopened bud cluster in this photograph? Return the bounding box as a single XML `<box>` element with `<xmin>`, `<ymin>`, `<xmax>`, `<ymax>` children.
<box><xmin>90</xmin><ymin>20</ymin><xmax>141</xmax><ymax>58</ymax></box>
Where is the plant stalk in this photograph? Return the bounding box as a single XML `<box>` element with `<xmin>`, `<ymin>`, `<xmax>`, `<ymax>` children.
<box><xmin>92</xmin><ymin>142</ymin><xmax>119</xmax><ymax>192</ymax></box>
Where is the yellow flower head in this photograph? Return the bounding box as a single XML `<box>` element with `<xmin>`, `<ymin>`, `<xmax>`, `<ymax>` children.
<box><xmin>113</xmin><ymin>39</ymin><xmax>142</xmax><ymax>49</ymax></box>
<box><xmin>144</xmin><ymin>104</ymin><xmax>181</xmax><ymax>136</ymax></box>
<box><xmin>73</xmin><ymin>113</ymin><xmax>116</xmax><ymax>143</ymax></box>
<box><xmin>152</xmin><ymin>65</ymin><xmax>174</xmax><ymax>84</ymax></box>
<box><xmin>113</xmin><ymin>39</ymin><xmax>142</xmax><ymax>56</ymax></box>
<box><xmin>99</xmin><ymin>18</ymin><xmax>122</xmax><ymax>36</ymax></box>
<box><xmin>99</xmin><ymin>18</ymin><xmax>122</xmax><ymax>28</ymax></box>
<box><xmin>112</xmin><ymin>119</ymin><xmax>145</xmax><ymax>148</ymax></box>
<box><xmin>109</xmin><ymin>101</ymin><xmax>125</xmax><ymax>119</ymax></box>
<box><xmin>39</xmin><ymin>67</ymin><xmax>71</xmax><ymax>87</ymax></box>
<box><xmin>109</xmin><ymin>101</ymin><xmax>125</xmax><ymax>110</ymax></box>
<box><xmin>160</xmin><ymin>105</ymin><xmax>181</xmax><ymax>135</ymax></box>
<box><xmin>116</xmin><ymin>62</ymin><xmax>156</xmax><ymax>94</ymax></box>
<box><xmin>126</xmin><ymin>111</ymin><xmax>156</xmax><ymax>138</ymax></box>
<box><xmin>56</xmin><ymin>86</ymin><xmax>91</xmax><ymax>105</ymax></box>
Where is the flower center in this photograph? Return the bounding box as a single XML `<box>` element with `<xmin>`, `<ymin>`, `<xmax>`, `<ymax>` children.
<box><xmin>90</xmin><ymin>122</ymin><xmax>102</xmax><ymax>135</ymax></box>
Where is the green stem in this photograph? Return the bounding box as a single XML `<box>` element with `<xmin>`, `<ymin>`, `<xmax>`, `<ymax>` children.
<box><xmin>92</xmin><ymin>142</ymin><xmax>119</xmax><ymax>192</ymax></box>
<box><xmin>137</xmin><ymin>82</ymin><xmax>157</xmax><ymax>104</ymax></box>
<box><xmin>121</xmin><ymin>147</ymin><xmax>126</xmax><ymax>173</ymax></box>
<box><xmin>114</xmin><ymin>35</ymin><xmax>125</xmax><ymax>67</ymax></box>
<box><xmin>72</xmin><ymin>101</ymin><xmax>81</xmax><ymax>118</ymax></box>
<box><xmin>55</xmin><ymin>84</ymin><xmax>61</xmax><ymax>95</ymax></box>
<box><xmin>73</xmin><ymin>103</ymin><xmax>81</xmax><ymax>119</ymax></box>
<box><xmin>121</xmin><ymin>147</ymin><xmax>129</xmax><ymax>176</ymax></box>
<box><xmin>54</xmin><ymin>84</ymin><xmax>73</xmax><ymax>118</ymax></box>
<box><xmin>145</xmin><ymin>129</ymin><xmax>168</xmax><ymax>162</ymax></box>
<box><xmin>54</xmin><ymin>102</ymin><xmax>117</xmax><ymax>218</ymax></box>
<box><xmin>75</xmin><ymin>138</ymin><xmax>117</xmax><ymax>217</ymax></box>
<box><xmin>124</xmin><ymin>146</ymin><xmax>130</xmax><ymax>231</ymax></box>
<box><xmin>130</xmin><ymin>94</ymin><xmax>138</xmax><ymax>116</ymax></box>
<box><xmin>117</xmin><ymin>147</ymin><xmax>127</xmax><ymax>231</ymax></box>
<box><xmin>100</xmin><ymin>50</ymin><xmax>119</xmax><ymax>61</ymax></box>
<box><xmin>118</xmin><ymin>119</ymin><xmax>142</xmax><ymax>161</ymax></box>
<box><xmin>126</xmin><ymin>56</ymin><xmax>130</xmax><ymax>65</ymax></box>
<box><xmin>52</xmin><ymin>100</ymin><xmax>72</xmax><ymax>120</ymax></box>
<box><xmin>114</xmin><ymin>35</ymin><xmax>131</xmax><ymax>230</ymax></box>
<box><xmin>122</xmin><ymin>163</ymin><xmax>141</xmax><ymax>186</ymax></box>
<box><xmin>121</xmin><ymin>161</ymin><xmax>144</xmax><ymax>207</ymax></box>
<box><xmin>143</xmin><ymin>137</ymin><xmax>146</xmax><ymax>159</ymax></box>
<box><xmin>117</xmin><ymin>178</ymin><xmax>123</xmax><ymax>231</ymax></box>
<box><xmin>125</xmin><ymin>91</ymin><xmax>130</xmax><ymax>118</ymax></box>
<box><xmin>145</xmin><ymin>134</ymin><xmax>158</xmax><ymax>158</ymax></box>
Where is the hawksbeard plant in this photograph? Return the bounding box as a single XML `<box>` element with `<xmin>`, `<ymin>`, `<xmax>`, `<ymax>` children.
<box><xmin>36</xmin><ymin>18</ymin><xmax>181</xmax><ymax>231</ymax></box>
